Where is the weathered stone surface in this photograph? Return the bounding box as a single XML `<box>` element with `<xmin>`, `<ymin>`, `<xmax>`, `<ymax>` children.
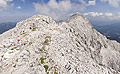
<box><xmin>0</xmin><ymin>13</ymin><xmax>120</xmax><ymax>74</ymax></box>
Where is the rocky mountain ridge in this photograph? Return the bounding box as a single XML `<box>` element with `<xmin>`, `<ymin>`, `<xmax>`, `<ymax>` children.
<box><xmin>0</xmin><ymin>13</ymin><xmax>120</xmax><ymax>74</ymax></box>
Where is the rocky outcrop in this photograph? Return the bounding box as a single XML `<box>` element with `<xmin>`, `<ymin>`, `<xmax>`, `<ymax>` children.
<box><xmin>0</xmin><ymin>13</ymin><xmax>120</xmax><ymax>74</ymax></box>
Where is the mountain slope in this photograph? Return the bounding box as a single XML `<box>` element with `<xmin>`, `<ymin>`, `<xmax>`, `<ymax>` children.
<box><xmin>93</xmin><ymin>23</ymin><xmax>120</xmax><ymax>42</ymax></box>
<box><xmin>0</xmin><ymin>22</ymin><xmax>16</xmax><ymax>34</ymax></box>
<box><xmin>0</xmin><ymin>13</ymin><xmax>120</xmax><ymax>74</ymax></box>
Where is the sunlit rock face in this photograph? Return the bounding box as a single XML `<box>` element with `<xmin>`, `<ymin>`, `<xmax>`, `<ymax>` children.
<box><xmin>0</xmin><ymin>13</ymin><xmax>120</xmax><ymax>74</ymax></box>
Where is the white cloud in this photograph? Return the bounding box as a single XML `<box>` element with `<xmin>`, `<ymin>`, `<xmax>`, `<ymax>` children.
<box><xmin>83</xmin><ymin>12</ymin><xmax>120</xmax><ymax>20</ymax></box>
<box><xmin>22</xmin><ymin>0</ymin><xmax>25</xmax><ymax>3</ymax></box>
<box><xmin>83</xmin><ymin>12</ymin><xmax>103</xmax><ymax>17</ymax></box>
<box><xmin>109</xmin><ymin>0</ymin><xmax>120</xmax><ymax>8</ymax></box>
<box><xmin>101</xmin><ymin>0</ymin><xmax>120</xmax><ymax>8</ymax></box>
<box><xmin>0</xmin><ymin>0</ymin><xmax>13</xmax><ymax>11</ymax></box>
<box><xmin>105</xmin><ymin>12</ymin><xmax>113</xmax><ymax>16</ymax></box>
<box><xmin>48</xmin><ymin>0</ymin><xmax>71</xmax><ymax>11</ymax></box>
<box><xmin>88</xmin><ymin>0</ymin><xmax>96</xmax><ymax>6</ymax></box>
<box><xmin>33</xmin><ymin>0</ymin><xmax>86</xmax><ymax>20</ymax></box>
<box><xmin>17</xmin><ymin>6</ymin><xmax>22</xmax><ymax>9</ymax></box>
<box><xmin>78</xmin><ymin>0</ymin><xmax>86</xmax><ymax>4</ymax></box>
<box><xmin>78</xmin><ymin>0</ymin><xmax>96</xmax><ymax>6</ymax></box>
<box><xmin>101</xmin><ymin>0</ymin><xmax>108</xmax><ymax>2</ymax></box>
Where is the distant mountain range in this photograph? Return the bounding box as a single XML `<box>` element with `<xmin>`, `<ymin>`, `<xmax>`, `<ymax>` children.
<box><xmin>0</xmin><ymin>22</ymin><xmax>16</xmax><ymax>34</ymax></box>
<box><xmin>92</xmin><ymin>22</ymin><xmax>120</xmax><ymax>43</ymax></box>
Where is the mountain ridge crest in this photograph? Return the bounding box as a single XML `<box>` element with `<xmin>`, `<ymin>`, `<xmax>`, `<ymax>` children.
<box><xmin>0</xmin><ymin>13</ymin><xmax>120</xmax><ymax>74</ymax></box>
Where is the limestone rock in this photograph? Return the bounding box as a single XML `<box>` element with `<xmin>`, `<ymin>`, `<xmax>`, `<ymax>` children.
<box><xmin>0</xmin><ymin>13</ymin><xmax>120</xmax><ymax>74</ymax></box>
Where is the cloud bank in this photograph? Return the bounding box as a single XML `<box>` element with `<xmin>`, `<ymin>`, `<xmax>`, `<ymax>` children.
<box><xmin>33</xmin><ymin>0</ymin><xmax>96</xmax><ymax>20</ymax></box>
<box><xmin>88</xmin><ymin>0</ymin><xmax>96</xmax><ymax>6</ymax></box>
<box><xmin>0</xmin><ymin>0</ymin><xmax>13</xmax><ymax>11</ymax></box>
<box><xmin>101</xmin><ymin>0</ymin><xmax>120</xmax><ymax>8</ymax></box>
<box><xmin>83</xmin><ymin>12</ymin><xmax>120</xmax><ymax>21</ymax></box>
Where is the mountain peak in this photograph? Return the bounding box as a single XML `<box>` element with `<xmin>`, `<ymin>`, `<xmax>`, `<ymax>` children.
<box><xmin>0</xmin><ymin>14</ymin><xmax>120</xmax><ymax>74</ymax></box>
<box><xmin>16</xmin><ymin>14</ymin><xmax>55</xmax><ymax>28</ymax></box>
<box><xmin>65</xmin><ymin>12</ymin><xmax>86</xmax><ymax>22</ymax></box>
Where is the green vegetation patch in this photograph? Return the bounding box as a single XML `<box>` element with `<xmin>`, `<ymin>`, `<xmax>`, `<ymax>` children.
<box><xmin>29</xmin><ymin>42</ymin><xmax>32</xmax><ymax>45</ymax></box>
<box><xmin>40</xmin><ymin>57</ymin><xmax>45</xmax><ymax>64</ymax></box>
<box><xmin>45</xmin><ymin>36</ymin><xmax>51</xmax><ymax>39</ymax></box>
<box><xmin>54</xmin><ymin>72</ymin><xmax>58</xmax><ymax>74</ymax></box>
<box><xmin>13</xmin><ymin>64</ymin><xmax>16</xmax><ymax>68</ymax></box>
<box><xmin>37</xmin><ymin>63</ymin><xmax>41</xmax><ymax>66</ymax></box>
<box><xmin>36</xmin><ymin>58</ymin><xmax>38</xmax><ymax>61</ymax></box>
<box><xmin>42</xmin><ymin>35</ymin><xmax>51</xmax><ymax>45</ymax></box>
<box><xmin>16</xmin><ymin>58</ymin><xmax>18</xmax><ymax>62</ymax></box>
<box><xmin>44</xmin><ymin>65</ymin><xmax>49</xmax><ymax>72</ymax></box>
<box><xmin>23</xmin><ymin>34</ymin><xmax>27</xmax><ymax>37</ymax></box>
<box><xmin>61</xmin><ymin>53</ymin><xmax>64</xmax><ymax>56</ymax></box>
<box><xmin>32</xmin><ymin>28</ymin><xmax>36</xmax><ymax>31</ymax></box>
<box><xmin>21</xmin><ymin>32</ymin><xmax>26</xmax><ymax>35</ymax></box>
<box><xmin>49</xmin><ymin>59</ymin><xmax>54</xmax><ymax>63</ymax></box>
<box><xmin>39</xmin><ymin>49</ymin><xmax>44</xmax><ymax>52</ymax></box>
<box><xmin>30</xmin><ymin>64</ymin><xmax>34</xmax><ymax>67</ymax></box>
<box><xmin>43</xmin><ymin>39</ymin><xmax>49</xmax><ymax>45</ymax></box>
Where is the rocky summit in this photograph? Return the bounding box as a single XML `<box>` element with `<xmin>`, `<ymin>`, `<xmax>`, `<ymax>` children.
<box><xmin>0</xmin><ymin>13</ymin><xmax>120</xmax><ymax>74</ymax></box>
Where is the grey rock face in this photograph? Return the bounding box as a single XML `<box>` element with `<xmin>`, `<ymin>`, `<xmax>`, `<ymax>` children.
<box><xmin>0</xmin><ymin>13</ymin><xmax>120</xmax><ymax>74</ymax></box>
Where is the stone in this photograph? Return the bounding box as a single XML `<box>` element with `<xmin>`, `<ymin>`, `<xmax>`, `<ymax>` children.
<box><xmin>0</xmin><ymin>13</ymin><xmax>120</xmax><ymax>74</ymax></box>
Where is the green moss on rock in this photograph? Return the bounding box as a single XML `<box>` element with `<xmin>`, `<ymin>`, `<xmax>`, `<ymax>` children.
<box><xmin>54</xmin><ymin>72</ymin><xmax>58</xmax><ymax>74</ymax></box>
<box><xmin>44</xmin><ymin>65</ymin><xmax>49</xmax><ymax>72</ymax></box>
<box><xmin>61</xmin><ymin>53</ymin><xmax>64</xmax><ymax>56</ymax></box>
<box><xmin>40</xmin><ymin>57</ymin><xmax>45</xmax><ymax>64</ymax></box>
<box><xmin>32</xmin><ymin>28</ymin><xmax>36</xmax><ymax>31</ymax></box>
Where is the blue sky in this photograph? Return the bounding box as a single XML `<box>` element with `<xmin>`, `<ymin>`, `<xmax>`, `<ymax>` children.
<box><xmin>0</xmin><ymin>0</ymin><xmax>120</xmax><ymax>23</ymax></box>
